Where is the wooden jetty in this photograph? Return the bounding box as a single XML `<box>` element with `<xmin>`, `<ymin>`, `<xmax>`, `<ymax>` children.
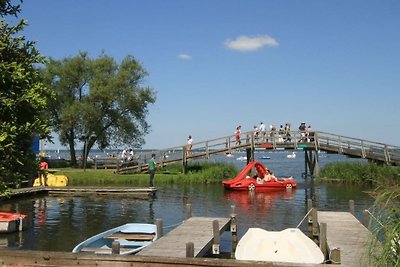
<box><xmin>3</xmin><ymin>186</ymin><xmax>157</xmax><ymax>201</ymax></box>
<box><xmin>0</xmin><ymin>211</ymin><xmax>379</xmax><ymax>266</ymax></box>
<box><xmin>138</xmin><ymin>216</ymin><xmax>231</xmax><ymax>258</ymax></box>
<box><xmin>317</xmin><ymin>211</ymin><xmax>376</xmax><ymax>266</ymax></box>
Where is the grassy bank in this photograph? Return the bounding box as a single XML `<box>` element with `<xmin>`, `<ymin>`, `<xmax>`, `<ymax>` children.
<box><xmin>55</xmin><ymin>162</ymin><xmax>238</xmax><ymax>186</ymax></box>
<box><xmin>316</xmin><ymin>162</ymin><xmax>400</xmax><ymax>186</ymax></box>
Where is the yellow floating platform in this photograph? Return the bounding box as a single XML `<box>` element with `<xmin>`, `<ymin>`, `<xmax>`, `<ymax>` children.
<box><xmin>33</xmin><ymin>173</ymin><xmax>68</xmax><ymax>187</ymax></box>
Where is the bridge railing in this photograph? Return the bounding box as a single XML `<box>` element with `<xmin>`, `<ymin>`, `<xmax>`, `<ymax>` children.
<box><xmin>316</xmin><ymin>131</ymin><xmax>400</xmax><ymax>164</ymax></box>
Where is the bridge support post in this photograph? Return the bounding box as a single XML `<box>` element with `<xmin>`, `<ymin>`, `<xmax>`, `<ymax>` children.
<box><xmin>246</xmin><ymin>134</ymin><xmax>255</xmax><ymax>164</ymax></box>
<box><xmin>304</xmin><ymin>149</ymin><xmax>319</xmax><ymax>177</ymax></box>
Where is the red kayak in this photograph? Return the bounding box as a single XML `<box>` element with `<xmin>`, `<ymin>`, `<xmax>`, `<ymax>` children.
<box><xmin>0</xmin><ymin>212</ymin><xmax>27</xmax><ymax>233</ymax></box>
<box><xmin>222</xmin><ymin>161</ymin><xmax>297</xmax><ymax>191</ymax></box>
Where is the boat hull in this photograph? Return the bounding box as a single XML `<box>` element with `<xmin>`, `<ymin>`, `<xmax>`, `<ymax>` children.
<box><xmin>72</xmin><ymin>223</ymin><xmax>157</xmax><ymax>255</ymax></box>
<box><xmin>0</xmin><ymin>212</ymin><xmax>28</xmax><ymax>233</ymax></box>
<box><xmin>235</xmin><ymin>228</ymin><xmax>324</xmax><ymax>264</ymax></box>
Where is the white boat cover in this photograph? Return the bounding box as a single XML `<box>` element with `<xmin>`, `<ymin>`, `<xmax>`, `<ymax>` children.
<box><xmin>235</xmin><ymin>228</ymin><xmax>324</xmax><ymax>264</ymax></box>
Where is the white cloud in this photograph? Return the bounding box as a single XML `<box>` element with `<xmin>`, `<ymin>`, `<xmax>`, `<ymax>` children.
<box><xmin>225</xmin><ymin>35</ymin><xmax>279</xmax><ymax>52</ymax></box>
<box><xmin>178</xmin><ymin>54</ymin><xmax>192</xmax><ymax>60</ymax></box>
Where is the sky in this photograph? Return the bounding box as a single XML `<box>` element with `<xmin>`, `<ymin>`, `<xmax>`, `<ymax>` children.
<box><xmin>14</xmin><ymin>0</ymin><xmax>400</xmax><ymax>149</ymax></box>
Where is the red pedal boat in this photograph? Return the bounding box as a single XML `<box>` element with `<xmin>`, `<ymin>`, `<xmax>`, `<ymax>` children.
<box><xmin>222</xmin><ymin>161</ymin><xmax>297</xmax><ymax>191</ymax></box>
<box><xmin>0</xmin><ymin>212</ymin><xmax>27</xmax><ymax>233</ymax></box>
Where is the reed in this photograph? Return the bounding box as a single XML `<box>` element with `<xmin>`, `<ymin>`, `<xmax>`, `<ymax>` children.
<box><xmin>316</xmin><ymin>162</ymin><xmax>400</xmax><ymax>185</ymax></box>
<box><xmin>366</xmin><ymin>185</ymin><xmax>400</xmax><ymax>266</ymax></box>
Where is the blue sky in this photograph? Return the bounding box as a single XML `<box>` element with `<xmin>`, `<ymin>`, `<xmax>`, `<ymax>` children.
<box><xmin>17</xmin><ymin>0</ymin><xmax>400</xmax><ymax>149</ymax></box>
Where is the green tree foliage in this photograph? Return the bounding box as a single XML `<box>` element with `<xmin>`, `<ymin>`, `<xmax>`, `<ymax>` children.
<box><xmin>41</xmin><ymin>52</ymin><xmax>156</xmax><ymax>166</ymax></box>
<box><xmin>0</xmin><ymin>0</ymin><xmax>54</xmax><ymax>190</ymax></box>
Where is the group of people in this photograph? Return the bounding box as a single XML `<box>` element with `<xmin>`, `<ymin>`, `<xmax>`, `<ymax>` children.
<box><xmin>121</xmin><ymin>148</ymin><xmax>137</xmax><ymax>163</ymax></box>
<box><xmin>254</xmin><ymin>168</ymin><xmax>278</xmax><ymax>184</ymax></box>
<box><xmin>236</xmin><ymin>121</ymin><xmax>314</xmax><ymax>144</ymax></box>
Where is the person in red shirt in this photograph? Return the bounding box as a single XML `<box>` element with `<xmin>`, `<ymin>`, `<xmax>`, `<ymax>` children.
<box><xmin>39</xmin><ymin>158</ymin><xmax>48</xmax><ymax>186</ymax></box>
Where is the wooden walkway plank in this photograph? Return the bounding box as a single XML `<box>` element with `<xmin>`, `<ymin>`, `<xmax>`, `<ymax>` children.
<box><xmin>318</xmin><ymin>211</ymin><xmax>376</xmax><ymax>266</ymax></box>
<box><xmin>138</xmin><ymin>217</ymin><xmax>231</xmax><ymax>258</ymax></box>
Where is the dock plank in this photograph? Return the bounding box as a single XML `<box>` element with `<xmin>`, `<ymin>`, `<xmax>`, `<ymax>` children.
<box><xmin>138</xmin><ymin>217</ymin><xmax>231</xmax><ymax>258</ymax></box>
<box><xmin>318</xmin><ymin>211</ymin><xmax>376</xmax><ymax>266</ymax></box>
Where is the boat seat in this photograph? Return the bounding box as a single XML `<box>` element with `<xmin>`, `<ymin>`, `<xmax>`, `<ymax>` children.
<box><xmin>105</xmin><ymin>233</ymin><xmax>155</xmax><ymax>241</ymax></box>
<box><xmin>80</xmin><ymin>247</ymin><xmax>134</xmax><ymax>254</ymax></box>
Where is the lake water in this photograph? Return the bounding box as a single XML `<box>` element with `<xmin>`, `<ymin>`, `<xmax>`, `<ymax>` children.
<box><xmin>0</xmin><ymin>150</ymin><xmax>375</xmax><ymax>253</ymax></box>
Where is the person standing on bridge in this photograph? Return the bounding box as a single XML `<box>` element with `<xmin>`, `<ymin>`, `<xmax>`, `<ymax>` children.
<box><xmin>235</xmin><ymin>126</ymin><xmax>241</xmax><ymax>145</ymax></box>
<box><xmin>148</xmin><ymin>153</ymin><xmax>157</xmax><ymax>187</ymax></box>
<box><xmin>259</xmin><ymin>122</ymin><xmax>266</xmax><ymax>142</ymax></box>
<box><xmin>187</xmin><ymin>135</ymin><xmax>193</xmax><ymax>155</ymax></box>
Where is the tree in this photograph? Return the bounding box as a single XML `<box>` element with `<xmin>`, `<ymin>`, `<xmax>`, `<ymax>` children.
<box><xmin>41</xmin><ymin>53</ymin><xmax>156</xmax><ymax>167</ymax></box>
<box><xmin>0</xmin><ymin>0</ymin><xmax>54</xmax><ymax>190</ymax></box>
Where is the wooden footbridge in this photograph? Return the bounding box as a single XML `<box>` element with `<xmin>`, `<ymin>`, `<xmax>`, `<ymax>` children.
<box><xmin>115</xmin><ymin>130</ymin><xmax>400</xmax><ymax>176</ymax></box>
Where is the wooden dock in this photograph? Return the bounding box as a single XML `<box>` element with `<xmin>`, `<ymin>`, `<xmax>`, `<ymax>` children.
<box><xmin>138</xmin><ymin>217</ymin><xmax>232</xmax><ymax>258</ymax></box>
<box><xmin>318</xmin><ymin>211</ymin><xmax>376</xmax><ymax>266</ymax></box>
<box><xmin>3</xmin><ymin>186</ymin><xmax>157</xmax><ymax>201</ymax></box>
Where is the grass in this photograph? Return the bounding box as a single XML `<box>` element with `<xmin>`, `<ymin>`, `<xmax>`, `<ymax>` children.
<box><xmin>55</xmin><ymin>162</ymin><xmax>238</xmax><ymax>186</ymax></box>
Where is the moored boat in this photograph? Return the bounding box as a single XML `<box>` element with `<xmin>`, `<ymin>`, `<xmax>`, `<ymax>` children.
<box><xmin>222</xmin><ymin>161</ymin><xmax>296</xmax><ymax>191</ymax></box>
<box><xmin>33</xmin><ymin>173</ymin><xmax>68</xmax><ymax>187</ymax></box>
<box><xmin>72</xmin><ymin>223</ymin><xmax>157</xmax><ymax>255</ymax></box>
<box><xmin>0</xmin><ymin>212</ymin><xmax>28</xmax><ymax>233</ymax></box>
<box><xmin>235</xmin><ymin>228</ymin><xmax>325</xmax><ymax>264</ymax></box>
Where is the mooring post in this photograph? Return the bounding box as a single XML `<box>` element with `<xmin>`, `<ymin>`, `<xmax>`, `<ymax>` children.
<box><xmin>212</xmin><ymin>220</ymin><xmax>220</xmax><ymax>254</ymax></box>
<box><xmin>312</xmin><ymin>208</ymin><xmax>319</xmax><ymax>243</ymax></box>
<box><xmin>330</xmin><ymin>248</ymin><xmax>341</xmax><ymax>264</ymax></box>
<box><xmin>319</xmin><ymin>222</ymin><xmax>328</xmax><ymax>260</ymax></box>
<box><xmin>230</xmin><ymin>205</ymin><xmax>238</xmax><ymax>258</ymax></box>
<box><xmin>307</xmin><ymin>198</ymin><xmax>313</xmax><ymax>237</ymax></box>
<box><xmin>185</xmin><ymin>203</ymin><xmax>192</xmax><ymax>219</ymax></box>
<box><xmin>362</xmin><ymin>209</ymin><xmax>370</xmax><ymax>228</ymax></box>
<box><xmin>156</xmin><ymin>218</ymin><xmax>163</xmax><ymax>238</ymax></box>
<box><xmin>349</xmin><ymin>200</ymin><xmax>355</xmax><ymax>215</ymax></box>
<box><xmin>112</xmin><ymin>241</ymin><xmax>120</xmax><ymax>254</ymax></box>
<box><xmin>186</xmin><ymin>242</ymin><xmax>194</xmax><ymax>258</ymax></box>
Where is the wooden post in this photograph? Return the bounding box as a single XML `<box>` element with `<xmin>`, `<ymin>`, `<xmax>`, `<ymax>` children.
<box><xmin>307</xmin><ymin>199</ymin><xmax>313</xmax><ymax>237</ymax></box>
<box><xmin>186</xmin><ymin>242</ymin><xmax>194</xmax><ymax>258</ymax></box>
<box><xmin>185</xmin><ymin>203</ymin><xmax>192</xmax><ymax>219</ymax></box>
<box><xmin>156</xmin><ymin>218</ymin><xmax>163</xmax><ymax>238</ymax></box>
<box><xmin>212</xmin><ymin>220</ymin><xmax>220</xmax><ymax>254</ymax></box>
<box><xmin>230</xmin><ymin>208</ymin><xmax>238</xmax><ymax>258</ymax></box>
<box><xmin>349</xmin><ymin>200</ymin><xmax>355</xmax><ymax>215</ymax></box>
<box><xmin>319</xmin><ymin>222</ymin><xmax>328</xmax><ymax>260</ymax></box>
<box><xmin>94</xmin><ymin>158</ymin><xmax>97</xmax><ymax>170</ymax></box>
<box><xmin>312</xmin><ymin>208</ymin><xmax>319</xmax><ymax>241</ymax></box>
<box><xmin>330</xmin><ymin>248</ymin><xmax>341</xmax><ymax>264</ymax></box>
<box><xmin>182</xmin><ymin>146</ymin><xmax>187</xmax><ymax>174</ymax></box>
<box><xmin>362</xmin><ymin>209</ymin><xmax>370</xmax><ymax>227</ymax></box>
<box><xmin>112</xmin><ymin>241</ymin><xmax>120</xmax><ymax>254</ymax></box>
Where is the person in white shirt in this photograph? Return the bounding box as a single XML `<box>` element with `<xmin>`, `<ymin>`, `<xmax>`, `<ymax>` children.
<box><xmin>187</xmin><ymin>135</ymin><xmax>193</xmax><ymax>155</ymax></box>
<box><xmin>259</xmin><ymin>122</ymin><xmax>266</xmax><ymax>142</ymax></box>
